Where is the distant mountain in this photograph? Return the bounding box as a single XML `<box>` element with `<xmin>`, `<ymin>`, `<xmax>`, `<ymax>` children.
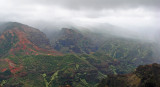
<box><xmin>53</xmin><ymin>28</ymin><xmax>97</xmax><ymax>53</ymax></box>
<box><xmin>0</xmin><ymin>22</ymin><xmax>60</xmax><ymax>57</ymax></box>
<box><xmin>98</xmin><ymin>63</ymin><xmax>160</xmax><ymax>87</ymax></box>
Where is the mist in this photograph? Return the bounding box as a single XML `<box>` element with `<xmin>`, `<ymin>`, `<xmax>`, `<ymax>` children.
<box><xmin>0</xmin><ymin>0</ymin><xmax>159</xmax><ymax>43</ymax></box>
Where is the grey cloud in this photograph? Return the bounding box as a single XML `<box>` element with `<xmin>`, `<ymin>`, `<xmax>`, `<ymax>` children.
<box><xmin>10</xmin><ymin>0</ymin><xmax>160</xmax><ymax>10</ymax></box>
<box><xmin>0</xmin><ymin>0</ymin><xmax>159</xmax><ymax>32</ymax></box>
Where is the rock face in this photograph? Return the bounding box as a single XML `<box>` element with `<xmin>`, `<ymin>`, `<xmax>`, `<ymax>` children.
<box><xmin>53</xmin><ymin>28</ymin><xmax>97</xmax><ymax>53</ymax></box>
<box><xmin>98</xmin><ymin>63</ymin><xmax>160</xmax><ymax>87</ymax></box>
<box><xmin>0</xmin><ymin>22</ymin><xmax>60</xmax><ymax>57</ymax></box>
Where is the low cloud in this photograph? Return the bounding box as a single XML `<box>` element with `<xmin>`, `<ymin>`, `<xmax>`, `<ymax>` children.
<box><xmin>0</xmin><ymin>0</ymin><xmax>159</xmax><ymax>39</ymax></box>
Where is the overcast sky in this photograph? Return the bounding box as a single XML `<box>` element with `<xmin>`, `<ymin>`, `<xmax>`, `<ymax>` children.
<box><xmin>0</xmin><ymin>0</ymin><xmax>159</xmax><ymax>31</ymax></box>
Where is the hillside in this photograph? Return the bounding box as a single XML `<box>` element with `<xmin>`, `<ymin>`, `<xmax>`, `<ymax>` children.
<box><xmin>53</xmin><ymin>28</ymin><xmax>97</xmax><ymax>54</ymax></box>
<box><xmin>0</xmin><ymin>22</ymin><xmax>159</xmax><ymax>87</ymax></box>
<box><xmin>98</xmin><ymin>63</ymin><xmax>160</xmax><ymax>87</ymax></box>
<box><xmin>0</xmin><ymin>22</ymin><xmax>61</xmax><ymax>57</ymax></box>
<box><xmin>52</xmin><ymin>28</ymin><xmax>156</xmax><ymax>73</ymax></box>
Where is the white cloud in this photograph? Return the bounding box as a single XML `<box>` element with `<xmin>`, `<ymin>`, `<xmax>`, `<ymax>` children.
<box><xmin>0</xmin><ymin>0</ymin><xmax>159</xmax><ymax>32</ymax></box>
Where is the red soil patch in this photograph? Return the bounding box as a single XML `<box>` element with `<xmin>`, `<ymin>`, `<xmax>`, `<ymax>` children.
<box><xmin>0</xmin><ymin>59</ymin><xmax>23</xmax><ymax>74</ymax></box>
<box><xmin>1</xmin><ymin>68</ymin><xmax>7</xmax><ymax>72</ymax></box>
<box><xmin>0</xmin><ymin>34</ymin><xmax>5</xmax><ymax>40</ymax></box>
<box><xmin>7</xmin><ymin>27</ymin><xmax>62</xmax><ymax>56</ymax></box>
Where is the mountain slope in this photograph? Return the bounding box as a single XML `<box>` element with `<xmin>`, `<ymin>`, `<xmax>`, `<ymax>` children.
<box><xmin>0</xmin><ymin>22</ymin><xmax>159</xmax><ymax>87</ymax></box>
<box><xmin>98</xmin><ymin>63</ymin><xmax>160</xmax><ymax>87</ymax></box>
<box><xmin>0</xmin><ymin>22</ymin><xmax>61</xmax><ymax>57</ymax></box>
<box><xmin>53</xmin><ymin>28</ymin><xmax>97</xmax><ymax>53</ymax></box>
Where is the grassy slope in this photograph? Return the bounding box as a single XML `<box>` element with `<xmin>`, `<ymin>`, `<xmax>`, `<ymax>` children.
<box><xmin>1</xmin><ymin>37</ymin><xmax>155</xmax><ymax>87</ymax></box>
<box><xmin>3</xmin><ymin>54</ymin><xmax>106</xmax><ymax>87</ymax></box>
<box><xmin>0</xmin><ymin>24</ymin><xmax>157</xmax><ymax>87</ymax></box>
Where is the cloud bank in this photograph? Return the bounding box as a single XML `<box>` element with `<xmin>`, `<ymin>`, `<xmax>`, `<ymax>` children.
<box><xmin>0</xmin><ymin>0</ymin><xmax>159</xmax><ymax>32</ymax></box>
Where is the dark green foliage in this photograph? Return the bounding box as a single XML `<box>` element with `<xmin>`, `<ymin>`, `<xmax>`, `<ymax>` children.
<box><xmin>0</xmin><ymin>70</ymin><xmax>11</xmax><ymax>81</ymax></box>
<box><xmin>4</xmin><ymin>54</ymin><xmax>104</xmax><ymax>87</ymax></box>
<box><xmin>98</xmin><ymin>75</ymin><xmax>129</xmax><ymax>87</ymax></box>
<box><xmin>0</xmin><ymin>32</ymin><xmax>18</xmax><ymax>57</ymax></box>
<box><xmin>53</xmin><ymin>28</ymin><xmax>97</xmax><ymax>53</ymax></box>
<box><xmin>98</xmin><ymin>63</ymin><xmax>160</xmax><ymax>87</ymax></box>
<box><xmin>135</xmin><ymin>63</ymin><xmax>160</xmax><ymax>87</ymax></box>
<box><xmin>2</xmin><ymin>40</ymin><xmax>156</xmax><ymax>86</ymax></box>
<box><xmin>94</xmin><ymin>38</ymin><xmax>155</xmax><ymax>74</ymax></box>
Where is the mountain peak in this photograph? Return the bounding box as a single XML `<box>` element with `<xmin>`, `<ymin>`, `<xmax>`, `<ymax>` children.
<box><xmin>61</xmin><ymin>28</ymin><xmax>79</xmax><ymax>34</ymax></box>
<box><xmin>0</xmin><ymin>22</ymin><xmax>31</xmax><ymax>34</ymax></box>
<box><xmin>0</xmin><ymin>22</ymin><xmax>61</xmax><ymax>57</ymax></box>
<box><xmin>60</xmin><ymin>28</ymin><xmax>83</xmax><ymax>38</ymax></box>
<box><xmin>6</xmin><ymin>22</ymin><xmax>24</xmax><ymax>26</ymax></box>
<box><xmin>53</xmin><ymin>28</ymin><xmax>97</xmax><ymax>53</ymax></box>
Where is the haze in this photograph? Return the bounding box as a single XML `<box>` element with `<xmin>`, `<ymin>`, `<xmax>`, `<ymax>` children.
<box><xmin>0</xmin><ymin>0</ymin><xmax>159</xmax><ymax>41</ymax></box>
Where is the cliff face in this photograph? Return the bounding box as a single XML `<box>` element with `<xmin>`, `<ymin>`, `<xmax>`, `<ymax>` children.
<box><xmin>98</xmin><ymin>63</ymin><xmax>160</xmax><ymax>87</ymax></box>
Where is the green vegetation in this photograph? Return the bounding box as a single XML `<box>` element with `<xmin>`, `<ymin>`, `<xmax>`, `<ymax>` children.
<box><xmin>0</xmin><ymin>37</ymin><xmax>156</xmax><ymax>87</ymax></box>
<box><xmin>3</xmin><ymin>54</ymin><xmax>103</xmax><ymax>86</ymax></box>
<box><xmin>42</xmin><ymin>71</ymin><xmax>59</xmax><ymax>87</ymax></box>
<box><xmin>3</xmin><ymin>45</ymin><xmax>154</xmax><ymax>87</ymax></box>
<box><xmin>0</xmin><ymin>32</ymin><xmax>18</xmax><ymax>57</ymax></box>
<box><xmin>53</xmin><ymin>28</ymin><xmax>97</xmax><ymax>53</ymax></box>
<box><xmin>98</xmin><ymin>63</ymin><xmax>160</xmax><ymax>87</ymax></box>
<box><xmin>0</xmin><ymin>80</ymin><xmax>6</xmax><ymax>86</ymax></box>
<box><xmin>0</xmin><ymin>23</ymin><xmax>158</xmax><ymax>87</ymax></box>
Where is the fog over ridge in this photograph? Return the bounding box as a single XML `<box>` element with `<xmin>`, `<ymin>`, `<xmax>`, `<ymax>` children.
<box><xmin>0</xmin><ymin>0</ymin><xmax>159</xmax><ymax>42</ymax></box>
